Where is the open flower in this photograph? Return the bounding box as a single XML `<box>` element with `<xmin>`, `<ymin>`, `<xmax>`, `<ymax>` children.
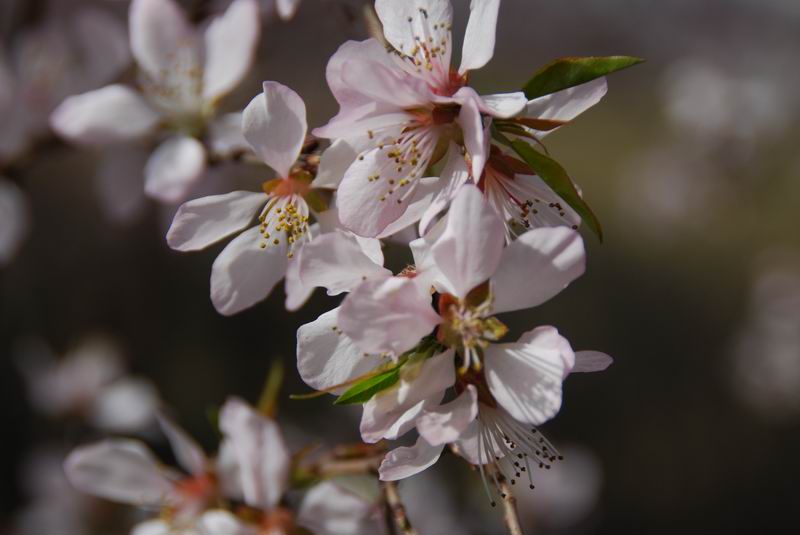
<box><xmin>313</xmin><ymin>0</ymin><xmax>527</xmax><ymax>237</ymax></box>
<box><xmin>50</xmin><ymin>0</ymin><xmax>260</xmax><ymax>203</ymax></box>
<box><xmin>65</xmin><ymin>397</ymin><xmax>382</xmax><ymax>535</ymax></box>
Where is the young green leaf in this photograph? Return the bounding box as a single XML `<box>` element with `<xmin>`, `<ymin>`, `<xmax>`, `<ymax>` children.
<box><xmin>333</xmin><ymin>366</ymin><xmax>402</xmax><ymax>405</ymax></box>
<box><xmin>511</xmin><ymin>139</ymin><xmax>603</xmax><ymax>241</ymax></box>
<box><xmin>523</xmin><ymin>56</ymin><xmax>643</xmax><ymax>100</ymax></box>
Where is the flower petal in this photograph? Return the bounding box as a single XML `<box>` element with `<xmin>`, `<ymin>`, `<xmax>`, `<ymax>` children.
<box><xmin>379</xmin><ymin>436</ymin><xmax>444</xmax><ymax>481</ymax></box>
<box><xmin>166</xmin><ymin>191</ymin><xmax>265</xmax><ymax>252</ymax></box>
<box><xmin>360</xmin><ymin>350</ymin><xmax>455</xmax><ymax>442</ymax></box>
<box><xmin>298</xmin><ymin>230</ymin><xmax>391</xmax><ymax>295</ymax></box>
<box><xmin>459</xmin><ymin>0</ymin><xmax>500</xmax><ymax>74</ymax></box>
<box><xmin>50</xmin><ymin>85</ymin><xmax>159</xmax><ymax>145</ymax></box>
<box><xmin>313</xmin><ymin>137</ymin><xmax>368</xmax><ymax>189</ymax></box>
<box><xmin>202</xmin><ymin>0</ymin><xmax>260</xmax><ymax>102</ymax></box>
<box><xmin>297</xmin><ymin>306</ymin><xmax>386</xmax><ymax>393</ymax></box>
<box><xmin>218</xmin><ymin>397</ymin><xmax>289</xmax><ymax>510</ymax></box>
<box><xmin>524</xmin><ymin>78</ymin><xmax>607</xmax><ymax>137</ymax></box>
<box><xmin>144</xmin><ymin>136</ymin><xmax>207</xmax><ymax>203</ymax></box>
<box><xmin>454</xmin><ymin>87</ymin><xmax>488</xmax><ymax>179</ymax></box>
<box><xmin>131</xmin><ymin>520</ymin><xmax>171</xmax><ymax>535</ymax></box>
<box><xmin>479</xmin><ymin>91</ymin><xmax>528</xmax><ymax>119</ymax></box>
<box><xmin>242</xmin><ymin>81</ymin><xmax>306</xmax><ymax>178</ymax></box>
<box><xmin>484</xmin><ymin>326</ymin><xmax>570</xmax><ymax>425</ymax></box>
<box><xmin>129</xmin><ymin>0</ymin><xmax>194</xmax><ymax>79</ymax></box>
<box><xmin>157</xmin><ymin>414</ymin><xmax>207</xmax><ymax>477</ymax></box>
<box><xmin>430</xmin><ymin>184</ymin><xmax>504</xmax><ymax>298</ymax></box>
<box><xmin>375</xmin><ymin>0</ymin><xmax>452</xmax><ymax>61</ymax></box>
<box><xmin>210</xmin><ymin>225</ymin><xmax>288</xmax><ymax>315</ymax></box>
<box><xmin>64</xmin><ymin>439</ymin><xmax>174</xmax><ymax>506</ymax></box>
<box><xmin>298</xmin><ymin>481</ymin><xmax>381</xmax><ymax>535</ymax></box>
<box><xmin>339</xmin><ymin>277</ymin><xmax>440</xmax><ymax>356</ymax></box>
<box><xmin>417</xmin><ymin>384</ymin><xmax>478</xmax><ymax>446</ymax></box>
<box><xmin>571</xmin><ymin>351</ymin><xmax>613</xmax><ymax>374</ymax></box>
<box><xmin>418</xmin><ymin>144</ymin><xmax>470</xmax><ymax>236</ymax></box>
<box><xmin>197</xmin><ymin>510</ymin><xmax>252</xmax><ymax>535</ymax></box>
<box><xmin>284</xmin><ymin>245</ymin><xmax>314</xmax><ymax>312</ymax></box>
<box><xmin>276</xmin><ymin>0</ymin><xmax>302</xmax><ymax>20</ymax></box>
<box><xmin>207</xmin><ymin>113</ymin><xmax>251</xmax><ymax>159</ymax></box>
<box><xmin>491</xmin><ymin>227</ymin><xmax>585</xmax><ymax>314</ymax></box>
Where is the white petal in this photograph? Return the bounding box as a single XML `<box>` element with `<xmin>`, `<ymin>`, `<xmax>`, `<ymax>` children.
<box><xmin>64</xmin><ymin>439</ymin><xmax>174</xmax><ymax>506</ymax></box>
<box><xmin>276</xmin><ymin>0</ymin><xmax>302</xmax><ymax>20</ymax></box>
<box><xmin>379</xmin><ymin>436</ymin><xmax>444</xmax><ymax>481</ymax></box>
<box><xmin>452</xmin><ymin>415</ymin><xmax>504</xmax><ymax>465</ymax></box>
<box><xmin>284</xmin><ymin>246</ymin><xmax>314</xmax><ymax>312</ymax></box>
<box><xmin>571</xmin><ymin>351</ymin><xmax>613</xmax><ymax>373</ymax></box>
<box><xmin>339</xmin><ymin>277</ymin><xmax>440</xmax><ymax>356</ymax></box>
<box><xmin>297</xmin><ymin>307</ymin><xmax>386</xmax><ymax>393</ymax></box>
<box><xmin>298</xmin><ymin>230</ymin><xmax>390</xmax><ymax>295</ymax></box>
<box><xmin>218</xmin><ymin>397</ymin><xmax>290</xmax><ymax>510</ymax></box>
<box><xmin>144</xmin><ymin>136</ymin><xmax>207</xmax><ymax>203</ymax></box>
<box><xmin>485</xmin><ymin>327</ymin><xmax>570</xmax><ymax>425</ymax></box>
<box><xmin>202</xmin><ymin>0</ymin><xmax>260</xmax><ymax>102</ymax></box>
<box><xmin>298</xmin><ymin>481</ymin><xmax>380</xmax><ymax>535</ymax></box>
<box><xmin>459</xmin><ymin>0</ymin><xmax>500</xmax><ymax>74</ymax></box>
<box><xmin>242</xmin><ymin>81</ymin><xmax>307</xmax><ymax>177</ymax></box>
<box><xmin>418</xmin><ymin>145</ymin><xmax>469</xmax><ymax>236</ymax></box>
<box><xmin>207</xmin><ymin>113</ymin><xmax>251</xmax><ymax>159</ymax></box>
<box><xmin>129</xmin><ymin>0</ymin><xmax>194</xmax><ymax>78</ymax></box>
<box><xmin>376</xmin><ymin>176</ymin><xmax>442</xmax><ymax>240</ymax></box>
<box><xmin>157</xmin><ymin>414</ymin><xmax>207</xmax><ymax>476</ymax></box>
<box><xmin>167</xmin><ymin>191</ymin><xmax>265</xmax><ymax>251</ymax></box>
<box><xmin>454</xmin><ymin>87</ymin><xmax>487</xmax><ymax>179</ymax></box>
<box><xmin>417</xmin><ymin>385</ymin><xmax>478</xmax><ymax>446</ymax></box>
<box><xmin>131</xmin><ymin>520</ymin><xmax>171</xmax><ymax>535</ymax></box>
<box><xmin>50</xmin><ymin>85</ymin><xmax>159</xmax><ymax>145</ymax></box>
<box><xmin>0</xmin><ymin>178</ymin><xmax>30</xmax><ymax>266</ymax></box>
<box><xmin>198</xmin><ymin>510</ymin><xmax>254</xmax><ymax>535</ymax></box>
<box><xmin>524</xmin><ymin>78</ymin><xmax>607</xmax><ymax>136</ymax></box>
<box><xmin>313</xmin><ymin>137</ymin><xmax>369</xmax><ymax>189</ymax></box>
<box><xmin>491</xmin><ymin>227</ymin><xmax>585</xmax><ymax>314</ymax></box>
<box><xmin>340</xmin><ymin>58</ymin><xmax>431</xmax><ymax>109</ymax></box>
<box><xmin>375</xmin><ymin>0</ymin><xmax>452</xmax><ymax>60</ymax></box>
<box><xmin>360</xmin><ymin>350</ymin><xmax>455</xmax><ymax>442</ymax></box>
<box><xmin>210</xmin><ymin>225</ymin><xmax>288</xmax><ymax>315</ymax></box>
<box><xmin>430</xmin><ymin>184</ymin><xmax>504</xmax><ymax>298</ymax></box>
<box><xmin>91</xmin><ymin>377</ymin><xmax>160</xmax><ymax>433</ymax></box>
<box><xmin>480</xmin><ymin>92</ymin><xmax>528</xmax><ymax>119</ymax></box>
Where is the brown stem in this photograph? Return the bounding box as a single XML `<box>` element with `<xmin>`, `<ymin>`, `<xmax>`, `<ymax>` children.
<box><xmin>499</xmin><ymin>478</ymin><xmax>524</xmax><ymax>535</ymax></box>
<box><xmin>380</xmin><ymin>480</ymin><xmax>418</xmax><ymax>535</ymax></box>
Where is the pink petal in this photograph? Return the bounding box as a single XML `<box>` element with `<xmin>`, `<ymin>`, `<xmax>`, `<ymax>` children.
<box><xmin>480</xmin><ymin>91</ymin><xmax>528</xmax><ymax>119</ymax></box>
<box><xmin>379</xmin><ymin>436</ymin><xmax>444</xmax><ymax>481</ymax></box>
<box><xmin>417</xmin><ymin>384</ymin><xmax>478</xmax><ymax>446</ymax></box>
<box><xmin>491</xmin><ymin>227</ymin><xmax>585</xmax><ymax>314</ymax></box>
<box><xmin>202</xmin><ymin>0</ymin><xmax>260</xmax><ymax>102</ymax></box>
<box><xmin>484</xmin><ymin>327</ymin><xmax>569</xmax><ymax>425</ymax></box>
<box><xmin>242</xmin><ymin>81</ymin><xmax>306</xmax><ymax>178</ymax></box>
<box><xmin>144</xmin><ymin>136</ymin><xmax>207</xmax><ymax>203</ymax></box>
<box><xmin>571</xmin><ymin>351</ymin><xmax>613</xmax><ymax>374</ymax></box>
<box><xmin>297</xmin><ymin>481</ymin><xmax>382</xmax><ymax>535</ymax></box>
<box><xmin>50</xmin><ymin>85</ymin><xmax>159</xmax><ymax>145</ymax></box>
<box><xmin>129</xmin><ymin>0</ymin><xmax>194</xmax><ymax>79</ymax></box>
<box><xmin>430</xmin><ymin>184</ymin><xmax>504</xmax><ymax>298</ymax></box>
<box><xmin>524</xmin><ymin>78</ymin><xmax>607</xmax><ymax>137</ymax></box>
<box><xmin>339</xmin><ymin>277</ymin><xmax>440</xmax><ymax>356</ymax></box>
<box><xmin>459</xmin><ymin>0</ymin><xmax>500</xmax><ymax>74</ymax></box>
<box><xmin>454</xmin><ymin>87</ymin><xmax>487</xmax><ymax>179</ymax></box>
<box><xmin>157</xmin><ymin>414</ymin><xmax>208</xmax><ymax>477</ymax></box>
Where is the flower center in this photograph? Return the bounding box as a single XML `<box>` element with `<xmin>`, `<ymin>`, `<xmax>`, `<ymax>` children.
<box><xmin>257</xmin><ymin>179</ymin><xmax>311</xmax><ymax>258</ymax></box>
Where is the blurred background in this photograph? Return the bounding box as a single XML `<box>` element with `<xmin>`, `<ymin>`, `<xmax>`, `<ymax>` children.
<box><xmin>2</xmin><ymin>0</ymin><xmax>799</xmax><ymax>533</ymax></box>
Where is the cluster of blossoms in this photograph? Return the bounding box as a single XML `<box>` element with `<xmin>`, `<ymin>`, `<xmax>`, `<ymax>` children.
<box><xmin>52</xmin><ymin>0</ymin><xmax>639</xmax><ymax>532</ymax></box>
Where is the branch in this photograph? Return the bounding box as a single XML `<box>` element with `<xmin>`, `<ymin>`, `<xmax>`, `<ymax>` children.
<box><xmin>499</xmin><ymin>477</ymin><xmax>524</xmax><ymax>535</ymax></box>
<box><xmin>380</xmin><ymin>480</ymin><xmax>418</xmax><ymax>535</ymax></box>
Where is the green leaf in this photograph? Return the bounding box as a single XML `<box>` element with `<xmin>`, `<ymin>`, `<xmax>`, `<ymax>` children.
<box><xmin>523</xmin><ymin>56</ymin><xmax>644</xmax><ymax>100</ymax></box>
<box><xmin>511</xmin><ymin>140</ymin><xmax>603</xmax><ymax>241</ymax></box>
<box><xmin>334</xmin><ymin>366</ymin><xmax>402</xmax><ymax>405</ymax></box>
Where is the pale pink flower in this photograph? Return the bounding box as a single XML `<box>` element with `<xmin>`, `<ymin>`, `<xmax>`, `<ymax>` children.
<box><xmin>313</xmin><ymin>0</ymin><xmax>528</xmax><ymax>237</ymax></box>
<box><xmin>167</xmin><ymin>82</ymin><xmax>380</xmax><ymax>315</ymax></box>
<box><xmin>50</xmin><ymin>0</ymin><xmax>259</xmax><ymax>203</ymax></box>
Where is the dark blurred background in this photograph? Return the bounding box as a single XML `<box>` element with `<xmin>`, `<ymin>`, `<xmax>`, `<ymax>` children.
<box><xmin>2</xmin><ymin>0</ymin><xmax>800</xmax><ymax>533</ymax></box>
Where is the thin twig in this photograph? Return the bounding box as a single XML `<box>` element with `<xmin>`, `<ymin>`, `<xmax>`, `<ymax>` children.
<box><xmin>380</xmin><ymin>480</ymin><xmax>418</xmax><ymax>535</ymax></box>
<box><xmin>499</xmin><ymin>477</ymin><xmax>524</xmax><ymax>535</ymax></box>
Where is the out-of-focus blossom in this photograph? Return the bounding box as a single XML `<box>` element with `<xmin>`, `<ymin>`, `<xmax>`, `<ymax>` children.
<box><xmin>15</xmin><ymin>335</ymin><xmax>160</xmax><ymax>433</ymax></box>
<box><xmin>313</xmin><ymin>0</ymin><xmax>529</xmax><ymax>237</ymax></box>
<box><xmin>0</xmin><ymin>177</ymin><xmax>30</xmax><ymax>266</ymax></box>
<box><xmin>167</xmin><ymin>81</ymin><xmax>380</xmax><ymax>315</ymax></box>
<box><xmin>661</xmin><ymin>59</ymin><xmax>790</xmax><ymax>148</ymax></box>
<box><xmin>0</xmin><ymin>7</ymin><xmax>129</xmax><ymax>163</ymax></box>
<box><xmin>66</xmin><ymin>397</ymin><xmax>384</xmax><ymax>534</ymax></box>
<box><xmin>516</xmin><ymin>445</ymin><xmax>603</xmax><ymax>532</ymax></box>
<box><xmin>731</xmin><ymin>250</ymin><xmax>800</xmax><ymax>421</ymax></box>
<box><xmin>51</xmin><ymin>0</ymin><xmax>260</xmax><ymax>204</ymax></box>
